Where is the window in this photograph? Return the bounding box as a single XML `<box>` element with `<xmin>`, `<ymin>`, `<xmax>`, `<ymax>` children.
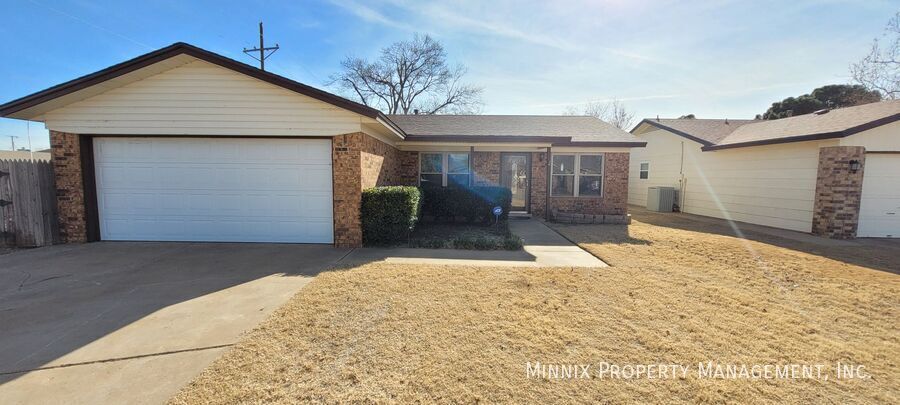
<box><xmin>639</xmin><ymin>162</ymin><xmax>650</xmax><ymax>179</ymax></box>
<box><xmin>420</xmin><ymin>152</ymin><xmax>470</xmax><ymax>187</ymax></box>
<box><xmin>578</xmin><ymin>155</ymin><xmax>603</xmax><ymax>196</ymax></box>
<box><xmin>551</xmin><ymin>155</ymin><xmax>575</xmax><ymax>196</ymax></box>
<box><xmin>420</xmin><ymin>153</ymin><xmax>443</xmax><ymax>186</ymax></box>
<box><xmin>551</xmin><ymin>153</ymin><xmax>603</xmax><ymax>197</ymax></box>
<box><xmin>447</xmin><ymin>153</ymin><xmax>470</xmax><ymax>186</ymax></box>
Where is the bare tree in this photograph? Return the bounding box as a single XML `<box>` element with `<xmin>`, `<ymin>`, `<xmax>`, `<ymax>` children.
<box><xmin>328</xmin><ymin>34</ymin><xmax>483</xmax><ymax>114</ymax></box>
<box><xmin>851</xmin><ymin>12</ymin><xmax>900</xmax><ymax>99</ymax></box>
<box><xmin>563</xmin><ymin>99</ymin><xmax>636</xmax><ymax>130</ymax></box>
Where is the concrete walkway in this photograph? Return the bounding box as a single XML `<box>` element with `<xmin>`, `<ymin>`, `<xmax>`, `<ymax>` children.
<box><xmin>341</xmin><ymin>219</ymin><xmax>607</xmax><ymax>267</ymax></box>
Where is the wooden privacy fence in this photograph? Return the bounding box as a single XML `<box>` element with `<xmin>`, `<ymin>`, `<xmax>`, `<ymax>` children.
<box><xmin>0</xmin><ymin>159</ymin><xmax>60</xmax><ymax>247</ymax></box>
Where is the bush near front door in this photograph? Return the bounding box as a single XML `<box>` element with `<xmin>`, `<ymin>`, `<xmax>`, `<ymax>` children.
<box><xmin>420</xmin><ymin>185</ymin><xmax>512</xmax><ymax>223</ymax></box>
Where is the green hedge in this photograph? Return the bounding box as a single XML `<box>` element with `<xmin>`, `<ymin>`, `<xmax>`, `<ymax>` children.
<box><xmin>361</xmin><ymin>186</ymin><xmax>422</xmax><ymax>245</ymax></box>
<box><xmin>420</xmin><ymin>185</ymin><xmax>512</xmax><ymax>223</ymax></box>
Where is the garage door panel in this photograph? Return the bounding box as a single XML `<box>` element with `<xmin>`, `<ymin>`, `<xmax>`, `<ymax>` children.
<box><xmin>858</xmin><ymin>154</ymin><xmax>900</xmax><ymax>238</ymax></box>
<box><xmin>94</xmin><ymin>137</ymin><xmax>334</xmax><ymax>243</ymax></box>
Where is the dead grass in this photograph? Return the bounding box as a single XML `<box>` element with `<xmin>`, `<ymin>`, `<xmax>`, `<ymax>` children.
<box><xmin>171</xmin><ymin>211</ymin><xmax>900</xmax><ymax>404</ymax></box>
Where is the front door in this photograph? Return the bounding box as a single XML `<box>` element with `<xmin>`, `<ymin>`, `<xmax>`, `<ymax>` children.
<box><xmin>500</xmin><ymin>153</ymin><xmax>530</xmax><ymax>212</ymax></box>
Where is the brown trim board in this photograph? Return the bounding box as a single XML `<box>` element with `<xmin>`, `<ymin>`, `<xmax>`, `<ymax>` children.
<box><xmin>81</xmin><ymin>134</ymin><xmax>335</xmax><ymax>139</ymax></box>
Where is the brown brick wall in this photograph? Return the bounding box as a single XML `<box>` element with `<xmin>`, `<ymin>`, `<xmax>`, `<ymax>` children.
<box><xmin>399</xmin><ymin>151</ymin><xmax>419</xmax><ymax>186</ymax></box>
<box><xmin>50</xmin><ymin>131</ymin><xmax>87</xmax><ymax>243</ymax></box>
<box><xmin>549</xmin><ymin>152</ymin><xmax>629</xmax><ymax>217</ymax></box>
<box><xmin>360</xmin><ymin>134</ymin><xmax>401</xmax><ymax>189</ymax></box>
<box><xmin>530</xmin><ymin>151</ymin><xmax>548</xmax><ymax>218</ymax></box>
<box><xmin>473</xmin><ymin>151</ymin><xmax>500</xmax><ymax>186</ymax></box>
<box><xmin>812</xmin><ymin>146</ymin><xmax>865</xmax><ymax>239</ymax></box>
<box><xmin>333</xmin><ymin>132</ymin><xmax>403</xmax><ymax>247</ymax></box>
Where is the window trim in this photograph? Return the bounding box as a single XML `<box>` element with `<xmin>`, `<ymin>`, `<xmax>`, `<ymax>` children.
<box><xmin>418</xmin><ymin>152</ymin><xmax>471</xmax><ymax>187</ymax></box>
<box><xmin>551</xmin><ymin>153</ymin><xmax>604</xmax><ymax>197</ymax></box>
<box><xmin>639</xmin><ymin>161</ymin><xmax>650</xmax><ymax>180</ymax></box>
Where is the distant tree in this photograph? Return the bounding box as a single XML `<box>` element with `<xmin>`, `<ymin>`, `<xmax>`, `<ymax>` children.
<box><xmin>563</xmin><ymin>99</ymin><xmax>635</xmax><ymax>130</ymax></box>
<box><xmin>761</xmin><ymin>84</ymin><xmax>881</xmax><ymax>119</ymax></box>
<box><xmin>678</xmin><ymin>114</ymin><xmax>696</xmax><ymax>119</ymax></box>
<box><xmin>328</xmin><ymin>34</ymin><xmax>483</xmax><ymax>114</ymax></box>
<box><xmin>851</xmin><ymin>12</ymin><xmax>900</xmax><ymax>99</ymax></box>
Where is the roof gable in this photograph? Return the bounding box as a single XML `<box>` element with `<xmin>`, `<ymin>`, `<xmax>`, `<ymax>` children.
<box><xmin>0</xmin><ymin>42</ymin><xmax>395</xmax><ymax>128</ymax></box>
<box><xmin>633</xmin><ymin>118</ymin><xmax>754</xmax><ymax>146</ymax></box>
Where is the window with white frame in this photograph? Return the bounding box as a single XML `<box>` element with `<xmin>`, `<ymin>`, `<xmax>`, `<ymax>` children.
<box><xmin>551</xmin><ymin>153</ymin><xmax>603</xmax><ymax>197</ymax></box>
<box><xmin>420</xmin><ymin>152</ymin><xmax>470</xmax><ymax>187</ymax></box>
<box><xmin>639</xmin><ymin>162</ymin><xmax>650</xmax><ymax>179</ymax></box>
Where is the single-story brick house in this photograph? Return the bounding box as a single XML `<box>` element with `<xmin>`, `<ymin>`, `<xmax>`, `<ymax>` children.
<box><xmin>0</xmin><ymin>43</ymin><xmax>645</xmax><ymax>247</ymax></box>
<box><xmin>629</xmin><ymin>100</ymin><xmax>900</xmax><ymax>238</ymax></box>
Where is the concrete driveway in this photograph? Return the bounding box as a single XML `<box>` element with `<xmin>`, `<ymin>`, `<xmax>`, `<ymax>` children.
<box><xmin>0</xmin><ymin>242</ymin><xmax>350</xmax><ymax>404</ymax></box>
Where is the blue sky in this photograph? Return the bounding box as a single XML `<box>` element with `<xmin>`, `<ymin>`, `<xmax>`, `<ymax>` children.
<box><xmin>0</xmin><ymin>0</ymin><xmax>895</xmax><ymax>151</ymax></box>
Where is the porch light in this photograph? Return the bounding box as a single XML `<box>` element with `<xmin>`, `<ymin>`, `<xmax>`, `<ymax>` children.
<box><xmin>849</xmin><ymin>159</ymin><xmax>861</xmax><ymax>173</ymax></box>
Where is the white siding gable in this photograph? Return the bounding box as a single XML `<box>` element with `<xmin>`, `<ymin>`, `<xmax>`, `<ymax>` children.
<box><xmin>41</xmin><ymin>59</ymin><xmax>368</xmax><ymax>136</ymax></box>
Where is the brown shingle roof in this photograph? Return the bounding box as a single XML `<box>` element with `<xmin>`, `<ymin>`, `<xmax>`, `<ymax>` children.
<box><xmin>388</xmin><ymin>115</ymin><xmax>645</xmax><ymax>146</ymax></box>
<box><xmin>635</xmin><ymin>100</ymin><xmax>900</xmax><ymax>150</ymax></box>
<box><xmin>712</xmin><ymin>100</ymin><xmax>900</xmax><ymax>149</ymax></box>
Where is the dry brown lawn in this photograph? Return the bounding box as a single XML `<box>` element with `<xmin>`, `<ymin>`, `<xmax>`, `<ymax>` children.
<box><xmin>171</xmin><ymin>210</ymin><xmax>899</xmax><ymax>404</ymax></box>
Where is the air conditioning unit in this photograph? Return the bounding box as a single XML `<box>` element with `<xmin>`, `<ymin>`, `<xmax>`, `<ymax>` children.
<box><xmin>647</xmin><ymin>187</ymin><xmax>675</xmax><ymax>212</ymax></box>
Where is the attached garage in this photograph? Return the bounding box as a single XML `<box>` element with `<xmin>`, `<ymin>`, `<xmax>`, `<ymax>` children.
<box><xmin>93</xmin><ymin>137</ymin><xmax>333</xmax><ymax>243</ymax></box>
<box><xmin>858</xmin><ymin>154</ymin><xmax>900</xmax><ymax>238</ymax></box>
<box><xmin>0</xmin><ymin>42</ymin><xmax>407</xmax><ymax>247</ymax></box>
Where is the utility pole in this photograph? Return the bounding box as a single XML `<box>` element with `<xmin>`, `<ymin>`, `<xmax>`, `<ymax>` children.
<box><xmin>6</xmin><ymin>135</ymin><xmax>18</xmax><ymax>151</ymax></box>
<box><xmin>243</xmin><ymin>22</ymin><xmax>279</xmax><ymax>71</ymax></box>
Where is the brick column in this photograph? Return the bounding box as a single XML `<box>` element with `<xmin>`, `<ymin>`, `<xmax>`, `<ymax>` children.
<box><xmin>530</xmin><ymin>151</ymin><xmax>548</xmax><ymax>218</ymax></box>
<box><xmin>49</xmin><ymin>131</ymin><xmax>88</xmax><ymax>243</ymax></box>
<box><xmin>332</xmin><ymin>133</ymin><xmax>364</xmax><ymax>247</ymax></box>
<box><xmin>600</xmin><ymin>152</ymin><xmax>629</xmax><ymax>215</ymax></box>
<box><xmin>332</xmin><ymin>132</ymin><xmax>403</xmax><ymax>247</ymax></box>
<box><xmin>812</xmin><ymin>146</ymin><xmax>866</xmax><ymax>239</ymax></box>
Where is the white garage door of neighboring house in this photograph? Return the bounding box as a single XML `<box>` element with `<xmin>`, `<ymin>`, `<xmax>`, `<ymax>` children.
<box><xmin>93</xmin><ymin>137</ymin><xmax>333</xmax><ymax>243</ymax></box>
<box><xmin>858</xmin><ymin>154</ymin><xmax>900</xmax><ymax>238</ymax></box>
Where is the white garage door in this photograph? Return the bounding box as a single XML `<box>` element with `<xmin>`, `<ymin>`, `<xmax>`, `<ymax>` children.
<box><xmin>858</xmin><ymin>154</ymin><xmax>900</xmax><ymax>238</ymax></box>
<box><xmin>94</xmin><ymin>137</ymin><xmax>333</xmax><ymax>243</ymax></box>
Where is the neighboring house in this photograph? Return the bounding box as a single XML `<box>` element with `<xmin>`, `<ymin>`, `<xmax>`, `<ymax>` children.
<box><xmin>629</xmin><ymin>100</ymin><xmax>900</xmax><ymax>238</ymax></box>
<box><xmin>0</xmin><ymin>42</ymin><xmax>644</xmax><ymax>248</ymax></box>
<box><xmin>0</xmin><ymin>150</ymin><xmax>51</xmax><ymax>160</ymax></box>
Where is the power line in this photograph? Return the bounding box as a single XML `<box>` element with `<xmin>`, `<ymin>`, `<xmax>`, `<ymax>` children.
<box><xmin>243</xmin><ymin>22</ymin><xmax>279</xmax><ymax>71</ymax></box>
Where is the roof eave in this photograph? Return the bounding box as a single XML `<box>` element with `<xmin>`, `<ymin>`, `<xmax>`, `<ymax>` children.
<box><xmin>701</xmin><ymin>132</ymin><xmax>845</xmax><ymax>151</ymax></box>
<box><xmin>402</xmin><ymin>134</ymin><xmax>644</xmax><ymax>147</ymax></box>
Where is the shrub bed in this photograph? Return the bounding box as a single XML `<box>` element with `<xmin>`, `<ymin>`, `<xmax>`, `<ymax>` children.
<box><xmin>407</xmin><ymin>221</ymin><xmax>523</xmax><ymax>250</ymax></box>
<box><xmin>361</xmin><ymin>186</ymin><xmax>422</xmax><ymax>245</ymax></box>
<box><xmin>420</xmin><ymin>185</ymin><xmax>512</xmax><ymax>223</ymax></box>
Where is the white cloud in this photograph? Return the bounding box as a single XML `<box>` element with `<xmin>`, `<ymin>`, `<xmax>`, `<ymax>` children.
<box><xmin>326</xmin><ymin>0</ymin><xmax>416</xmax><ymax>32</ymax></box>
